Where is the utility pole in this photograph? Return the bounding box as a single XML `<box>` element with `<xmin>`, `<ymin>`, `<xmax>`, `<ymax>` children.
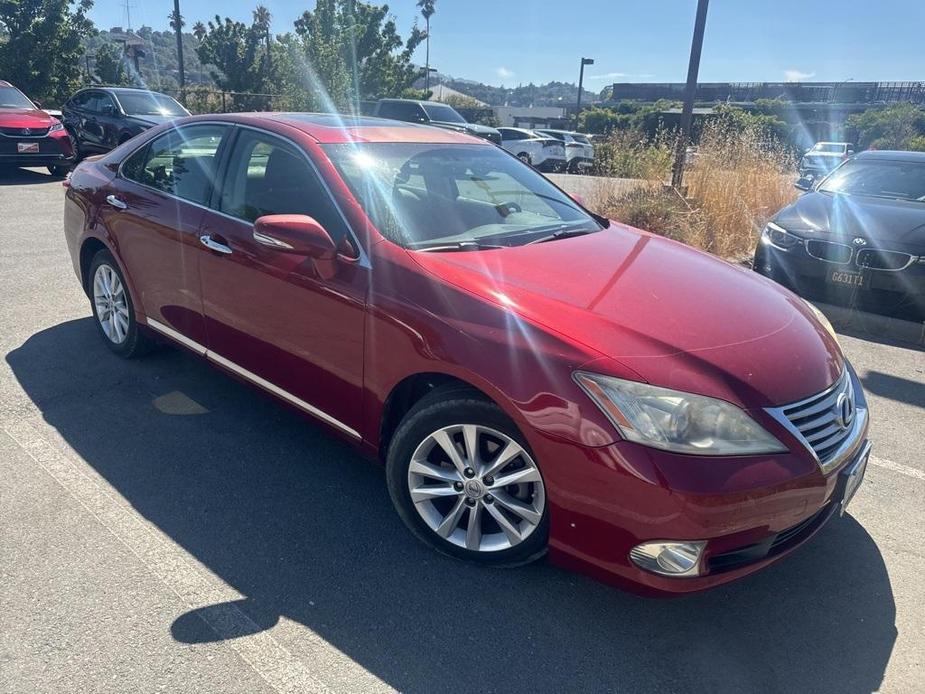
<box><xmin>671</xmin><ymin>0</ymin><xmax>710</xmax><ymax>189</ymax></box>
<box><xmin>173</xmin><ymin>0</ymin><xmax>186</xmax><ymax>102</ymax></box>
<box><xmin>575</xmin><ymin>57</ymin><xmax>594</xmax><ymax>131</ymax></box>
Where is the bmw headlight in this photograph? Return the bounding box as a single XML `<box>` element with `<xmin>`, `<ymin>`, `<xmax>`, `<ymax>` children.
<box><xmin>574</xmin><ymin>372</ymin><xmax>787</xmax><ymax>455</ymax></box>
<box><xmin>48</xmin><ymin>121</ymin><xmax>65</xmax><ymax>133</ymax></box>
<box><xmin>762</xmin><ymin>222</ymin><xmax>802</xmax><ymax>251</ymax></box>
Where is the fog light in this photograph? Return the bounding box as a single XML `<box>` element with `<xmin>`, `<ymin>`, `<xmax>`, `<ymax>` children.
<box><xmin>629</xmin><ymin>541</ymin><xmax>706</xmax><ymax>577</ymax></box>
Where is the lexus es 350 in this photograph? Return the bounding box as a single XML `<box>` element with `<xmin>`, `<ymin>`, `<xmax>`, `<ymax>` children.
<box><xmin>63</xmin><ymin>113</ymin><xmax>871</xmax><ymax>595</ymax></box>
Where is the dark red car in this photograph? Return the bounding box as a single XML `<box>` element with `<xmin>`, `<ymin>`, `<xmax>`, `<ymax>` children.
<box><xmin>0</xmin><ymin>80</ymin><xmax>74</xmax><ymax>176</ymax></box>
<box><xmin>63</xmin><ymin>113</ymin><xmax>871</xmax><ymax>595</ymax></box>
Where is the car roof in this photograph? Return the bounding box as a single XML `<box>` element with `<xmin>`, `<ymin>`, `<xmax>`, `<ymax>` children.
<box><xmin>378</xmin><ymin>98</ymin><xmax>447</xmax><ymax>107</ymax></box>
<box><xmin>853</xmin><ymin>150</ymin><xmax>925</xmax><ymax>163</ymax></box>
<box><xmin>182</xmin><ymin>112</ymin><xmax>486</xmax><ymax>145</ymax></box>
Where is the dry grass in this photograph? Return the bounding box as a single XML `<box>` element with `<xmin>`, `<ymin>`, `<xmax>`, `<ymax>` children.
<box><xmin>589</xmin><ymin>122</ymin><xmax>799</xmax><ymax>259</ymax></box>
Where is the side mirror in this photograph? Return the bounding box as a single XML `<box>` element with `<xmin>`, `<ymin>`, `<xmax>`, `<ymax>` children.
<box><xmin>253</xmin><ymin>214</ymin><xmax>337</xmax><ymax>258</ymax></box>
<box><xmin>794</xmin><ymin>174</ymin><xmax>815</xmax><ymax>192</ymax></box>
<box><xmin>102</xmin><ymin>103</ymin><xmax>116</xmax><ymax>116</ymax></box>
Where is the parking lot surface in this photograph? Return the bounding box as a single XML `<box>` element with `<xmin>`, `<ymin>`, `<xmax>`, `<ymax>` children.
<box><xmin>1</xmin><ymin>167</ymin><xmax>923</xmax><ymax>694</ymax></box>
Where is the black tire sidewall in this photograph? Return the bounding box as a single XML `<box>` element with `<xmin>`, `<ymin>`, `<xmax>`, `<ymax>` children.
<box><xmin>88</xmin><ymin>250</ymin><xmax>149</xmax><ymax>358</ymax></box>
<box><xmin>386</xmin><ymin>394</ymin><xmax>549</xmax><ymax>567</ymax></box>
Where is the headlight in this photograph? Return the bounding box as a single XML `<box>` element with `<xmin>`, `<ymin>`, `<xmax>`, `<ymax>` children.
<box><xmin>762</xmin><ymin>222</ymin><xmax>802</xmax><ymax>250</ymax></box>
<box><xmin>573</xmin><ymin>372</ymin><xmax>787</xmax><ymax>455</ymax></box>
<box><xmin>48</xmin><ymin>121</ymin><xmax>65</xmax><ymax>133</ymax></box>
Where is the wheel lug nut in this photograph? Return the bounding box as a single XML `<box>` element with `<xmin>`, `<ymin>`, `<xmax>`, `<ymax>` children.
<box><xmin>463</xmin><ymin>467</ymin><xmax>475</xmax><ymax>478</ymax></box>
<box><xmin>465</xmin><ymin>498</ymin><xmax>476</xmax><ymax>507</ymax></box>
<box><xmin>453</xmin><ymin>481</ymin><xmax>463</xmax><ymax>491</ymax></box>
<box><xmin>484</xmin><ymin>494</ymin><xmax>494</xmax><ymax>504</ymax></box>
<box><xmin>484</xmin><ymin>476</ymin><xmax>494</xmax><ymax>486</ymax></box>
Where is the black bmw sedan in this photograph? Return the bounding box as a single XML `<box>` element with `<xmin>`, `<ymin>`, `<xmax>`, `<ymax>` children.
<box><xmin>754</xmin><ymin>150</ymin><xmax>925</xmax><ymax>319</ymax></box>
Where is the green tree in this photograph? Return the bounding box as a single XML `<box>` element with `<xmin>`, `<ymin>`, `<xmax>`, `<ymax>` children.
<box><xmin>291</xmin><ymin>0</ymin><xmax>425</xmax><ymax>111</ymax></box>
<box><xmin>252</xmin><ymin>5</ymin><xmax>272</xmax><ymax>75</ymax></box>
<box><xmin>0</xmin><ymin>0</ymin><xmax>96</xmax><ymax>105</ymax></box>
<box><xmin>847</xmin><ymin>103</ymin><xmax>925</xmax><ymax>150</ymax></box>
<box><xmin>94</xmin><ymin>42</ymin><xmax>128</xmax><ymax>85</ymax></box>
<box><xmin>194</xmin><ymin>14</ymin><xmax>273</xmax><ymax>109</ymax></box>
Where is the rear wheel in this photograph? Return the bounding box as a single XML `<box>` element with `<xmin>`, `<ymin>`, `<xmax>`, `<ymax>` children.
<box><xmin>386</xmin><ymin>389</ymin><xmax>548</xmax><ymax>566</ymax></box>
<box><xmin>88</xmin><ymin>250</ymin><xmax>154</xmax><ymax>358</ymax></box>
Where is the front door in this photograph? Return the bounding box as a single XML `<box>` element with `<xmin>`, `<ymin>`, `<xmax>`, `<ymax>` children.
<box><xmin>100</xmin><ymin>123</ymin><xmax>231</xmax><ymax>346</ymax></box>
<box><xmin>198</xmin><ymin>127</ymin><xmax>368</xmax><ymax>437</ymax></box>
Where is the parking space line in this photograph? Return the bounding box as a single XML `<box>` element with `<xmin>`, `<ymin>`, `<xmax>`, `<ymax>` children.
<box><xmin>870</xmin><ymin>454</ymin><xmax>925</xmax><ymax>482</ymax></box>
<box><xmin>2</xmin><ymin>417</ymin><xmax>375</xmax><ymax>694</ymax></box>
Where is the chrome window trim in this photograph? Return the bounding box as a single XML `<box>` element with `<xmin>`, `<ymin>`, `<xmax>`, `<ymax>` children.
<box><xmin>765</xmin><ymin>368</ymin><xmax>868</xmax><ymax>476</ymax></box>
<box><xmin>114</xmin><ymin>119</ymin><xmax>370</xmax><ymax>268</ymax></box>
<box><xmin>146</xmin><ymin>318</ymin><xmax>361</xmax><ymax>439</ymax></box>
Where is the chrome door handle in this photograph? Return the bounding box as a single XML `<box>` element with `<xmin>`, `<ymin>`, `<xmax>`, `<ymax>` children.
<box><xmin>199</xmin><ymin>234</ymin><xmax>233</xmax><ymax>255</ymax></box>
<box><xmin>106</xmin><ymin>194</ymin><xmax>127</xmax><ymax>210</ymax></box>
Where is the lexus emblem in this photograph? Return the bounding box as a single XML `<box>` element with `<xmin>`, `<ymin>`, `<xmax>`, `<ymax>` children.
<box><xmin>835</xmin><ymin>392</ymin><xmax>855</xmax><ymax>430</ymax></box>
<box><xmin>852</xmin><ymin>237</ymin><xmax>867</xmax><ymax>246</ymax></box>
<box><xmin>21</xmin><ymin>128</ymin><xmax>31</xmax><ymax>136</ymax></box>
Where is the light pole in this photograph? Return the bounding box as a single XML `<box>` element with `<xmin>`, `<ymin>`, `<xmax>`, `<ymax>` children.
<box><xmin>575</xmin><ymin>57</ymin><xmax>594</xmax><ymax>131</ymax></box>
<box><xmin>425</xmin><ymin>67</ymin><xmax>437</xmax><ymax>93</ymax></box>
<box><xmin>671</xmin><ymin>0</ymin><xmax>710</xmax><ymax>189</ymax></box>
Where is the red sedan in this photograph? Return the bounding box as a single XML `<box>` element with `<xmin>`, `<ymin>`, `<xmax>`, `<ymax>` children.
<box><xmin>63</xmin><ymin>113</ymin><xmax>871</xmax><ymax>595</ymax></box>
<box><xmin>0</xmin><ymin>80</ymin><xmax>74</xmax><ymax>176</ymax></box>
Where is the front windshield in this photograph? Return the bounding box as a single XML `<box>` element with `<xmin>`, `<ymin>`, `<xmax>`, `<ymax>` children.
<box><xmin>114</xmin><ymin>91</ymin><xmax>188</xmax><ymax>116</ymax></box>
<box><xmin>323</xmin><ymin>143</ymin><xmax>601</xmax><ymax>248</ymax></box>
<box><xmin>818</xmin><ymin>159</ymin><xmax>925</xmax><ymax>202</ymax></box>
<box><xmin>421</xmin><ymin>103</ymin><xmax>466</xmax><ymax>124</ymax></box>
<box><xmin>803</xmin><ymin>154</ymin><xmax>841</xmax><ymax>169</ymax></box>
<box><xmin>0</xmin><ymin>86</ymin><xmax>34</xmax><ymax>109</ymax></box>
<box><xmin>812</xmin><ymin>143</ymin><xmax>846</xmax><ymax>154</ymax></box>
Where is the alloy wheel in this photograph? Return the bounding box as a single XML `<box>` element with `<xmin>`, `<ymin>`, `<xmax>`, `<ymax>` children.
<box><xmin>93</xmin><ymin>264</ymin><xmax>130</xmax><ymax>344</ymax></box>
<box><xmin>407</xmin><ymin>424</ymin><xmax>545</xmax><ymax>552</ymax></box>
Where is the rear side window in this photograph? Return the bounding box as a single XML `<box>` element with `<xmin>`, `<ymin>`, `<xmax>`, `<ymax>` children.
<box><xmin>378</xmin><ymin>101</ymin><xmax>427</xmax><ymax>123</ymax></box>
<box><xmin>218</xmin><ymin>129</ymin><xmax>346</xmax><ymax>241</ymax></box>
<box><xmin>122</xmin><ymin>124</ymin><xmax>228</xmax><ymax>205</ymax></box>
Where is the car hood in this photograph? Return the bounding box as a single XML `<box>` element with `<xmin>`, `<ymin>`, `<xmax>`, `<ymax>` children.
<box><xmin>775</xmin><ymin>191</ymin><xmax>925</xmax><ymax>248</ymax></box>
<box><xmin>409</xmin><ymin>225</ymin><xmax>843</xmax><ymax>408</ymax></box>
<box><xmin>0</xmin><ymin>107</ymin><xmax>56</xmax><ymax>128</ymax></box>
<box><xmin>432</xmin><ymin>120</ymin><xmax>499</xmax><ymax>137</ymax></box>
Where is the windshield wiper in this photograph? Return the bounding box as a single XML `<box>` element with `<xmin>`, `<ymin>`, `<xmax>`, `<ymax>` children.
<box><xmin>527</xmin><ymin>228</ymin><xmax>593</xmax><ymax>245</ymax></box>
<box><xmin>414</xmin><ymin>240</ymin><xmax>506</xmax><ymax>252</ymax></box>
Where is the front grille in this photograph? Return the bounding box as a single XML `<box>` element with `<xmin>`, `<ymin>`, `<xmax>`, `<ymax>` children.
<box><xmin>856</xmin><ymin>248</ymin><xmax>915</xmax><ymax>271</ymax></box>
<box><xmin>779</xmin><ymin>371</ymin><xmax>856</xmax><ymax>469</ymax></box>
<box><xmin>806</xmin><ymin>239</ymin><xmax>852</xmax><ymax>264</ymax></box>
<box><xmin>0</xmin><ymin>126</ymin><xmax>49</xmax><ymax>137</ymax></box>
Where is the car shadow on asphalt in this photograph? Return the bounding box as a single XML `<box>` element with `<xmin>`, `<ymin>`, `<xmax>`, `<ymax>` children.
<box><xmin>7</xmin><ymin>319</ymin><xmax>898</xmax><ymax>694</ymax></box>
<box><xmin>0</xmin><ymin>167</ymin><xmax>63</xmax><ymax>186</ymax></box>
<box><xmin>862</xmin><ymin>370</ymin><xmax>925</xmax><ymax>409</ymax></box>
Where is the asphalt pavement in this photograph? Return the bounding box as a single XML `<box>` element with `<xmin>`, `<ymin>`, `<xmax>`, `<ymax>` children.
<box><xmin>1</xmin><ymin>167</ymin><xmax>923</xmax><ymax>694</ymax></box>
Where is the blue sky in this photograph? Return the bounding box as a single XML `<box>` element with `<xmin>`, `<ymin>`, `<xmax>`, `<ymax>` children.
<box><xmin>89</xmin><ymin>0</ymin><xmax>925</xmax><ymax>87</ymax></box>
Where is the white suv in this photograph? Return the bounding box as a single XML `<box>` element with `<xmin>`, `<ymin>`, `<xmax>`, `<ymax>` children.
<box><xmin>536</xmin><ymin>129</ymin><xmax>595</xmax><ymax>172</ymax></box>
<box><xmin>498</xmin><ymin>127</ymin><xmax>567</xmax><ymax>172</ymax></box>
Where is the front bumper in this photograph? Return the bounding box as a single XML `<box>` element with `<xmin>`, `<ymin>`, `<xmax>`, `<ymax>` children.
<box><xmin>535</xmin><ymin>371</ymin><xmax>870</xmax><ymax>596</ymax></box>
<box><xmin>0</xmin><ymin>131</ymin><xmax>75</xmax><ymax>168</ymax></box>
<box><xmin>754</xmin><ymin>236</ymin><xmax>925</xmax><ymax>310</ymax></box>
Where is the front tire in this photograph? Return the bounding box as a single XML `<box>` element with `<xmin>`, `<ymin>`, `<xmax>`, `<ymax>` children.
<box><xmin>386</xmin><ymin>389</ymin><xmax>548</xmax><ymax>567</ymax></box>
<box><xmin>88</xmin><ymin>250</ymin><xmax>154</xmax><ymax>358</ymax></box>
<box><xmin>47</xmin><ymin>164</ymin><xmax>70</xmax><ymax>177</ymax></box>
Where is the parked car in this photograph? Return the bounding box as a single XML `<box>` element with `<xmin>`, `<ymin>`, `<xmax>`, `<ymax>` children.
<box><xmin>498</xmin><ymin>127</ymin><xmax>567</xmax><ymax>172</ymax></box>
<box><xmin>799</xmin><ymin>141</ymin><xmax>854</xmax><ymax>177</ymax></box>
<box><xmin>64</xmin><ymin>113</ymin><xmax>870</xmax><ymax>596</ymax></box>
<box><xmin>62</xmin><ymin>87</ymin><xmax>189</xmax><ymax>157</ymax></box>
<box><xmin>368</xmin><ymin>98</ymin><xmax>501</xmax><ymax>145</ymax></box>
<box><xmin>755</xmin><ymin>150</ymin><xmax>925</xmax><ymax>319</ymax></box>
<box><xmin>0</xmin><ymin>80</ymin><xmax>75</xmax><ymax>177</ymax></box>
<box><xmin>535</xmin><ymin>129</ymin><xmax>594</xmax><ymax>172</ymax></box>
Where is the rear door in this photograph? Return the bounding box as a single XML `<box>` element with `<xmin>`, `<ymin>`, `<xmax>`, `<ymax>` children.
<box><xmin>101</xmin><ymin>123</ymin><xmax>231</xmax><ymax>346</ymax></box>
<box><xmin>197</xmin><ymin>126</ymin><xmax>368</xmax><ymax>437</ymax></box>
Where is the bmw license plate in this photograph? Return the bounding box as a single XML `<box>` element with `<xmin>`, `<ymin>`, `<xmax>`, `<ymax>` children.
<box><xmin>828</xmin><ymin>268</ymin><xmax>868</xmax><ymax>289</ymax></box>
<box><xmin>17</xmin><ymin>142</ymin><xmax>39</xmax><ymax>153</ymax></box>
<box><xmin>839</xmin><ymin>444</ymin><xmax>871</xmax><ymax>516</ymax></box>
